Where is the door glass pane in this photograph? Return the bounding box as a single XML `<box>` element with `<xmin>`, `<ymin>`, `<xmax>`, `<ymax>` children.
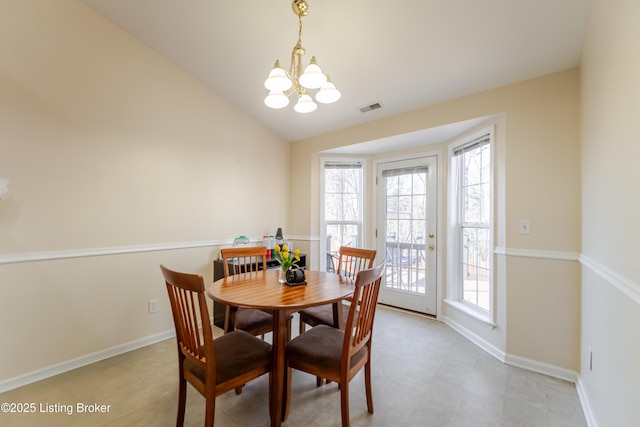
<box><xmin>412</xmin><ymin>195</ymin><xmax>426</xmax><ymax>219</ymax></box>
<box><xmin>384</xmin><ymin>168</ymin><xmax>428</xmax><ymax>294</ymax></box>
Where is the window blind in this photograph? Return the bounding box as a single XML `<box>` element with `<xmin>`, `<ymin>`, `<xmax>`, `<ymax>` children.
<box><xmin>324</xmin><ymin>162</ymin><xmax>362</xmax><ymax>169</ymax></box>
<box><xmin>453</xmin><ymin>134</ymin><xmax>490</xmax><ymax>156</ymax></box>
<box><xmin>381</xmin><ymin>166</ymin><xmax>428</xmax><ymax>178</ymax></box>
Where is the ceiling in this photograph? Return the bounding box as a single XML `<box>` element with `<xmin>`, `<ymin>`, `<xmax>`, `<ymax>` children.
<box><xmin>81</xmin><ymin>0</ymin><xmax>591</xmax><ymax>147</ymax></box>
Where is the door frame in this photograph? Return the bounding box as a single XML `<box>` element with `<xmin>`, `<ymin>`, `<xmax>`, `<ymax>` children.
<box><xmin>372</xmin><ymin>151</ymin><xmax>443</xmax><ymax>318</ymax></box>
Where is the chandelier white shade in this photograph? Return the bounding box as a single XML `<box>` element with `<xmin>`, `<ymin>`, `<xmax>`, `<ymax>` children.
<box><xmin>315</xmin><ymin>76</ymin><xmax>341</xmax><ymax>104</ymax></box>
<box><xmin>264</xmin><ymin>90</ymin><xmax>290</xmax><ymax>109</ymax></box>
<box><xmin>297</xmin><ymin>57</ymin><xmax>326</xmax><ymax>89</ymax></box>
<box><xmin>264</xmin><ymin>61</ymin><xmax>293</xmax><ymax>92</ymax></box>
<box><xmin>294</xmin><ymin>94</ymin><xmax>317</xmax><ymax>113</ymax></box>
<box><xmin>264</xmin><ymin>0</ymin><xmax>340</xmax><ymax>113</ymax></box>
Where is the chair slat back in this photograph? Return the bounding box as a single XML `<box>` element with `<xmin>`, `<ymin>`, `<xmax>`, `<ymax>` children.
<box><xmin>220</xmin><ymin>246</ymin><xmax>268</xmax><ymax>278</ymax></box>
<box><xmin>343</xmin><ymin>262</ymin><xmax>385</xmax><ymax>357</ymax></box>
<box><xmin>160</xmin><ymin>265</ymin><xmax>215</xmax><ymax>373</ymax></box>
<box><xmin>336</xmin><ymin>246</ymin><xmax>377</xmax><ymax>279</ymax></box>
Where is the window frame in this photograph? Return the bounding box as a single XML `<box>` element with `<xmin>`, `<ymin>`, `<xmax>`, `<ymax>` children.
<box><xmin>446</xmin><ymin>128</ymin><xmax>495</xmax><ymax>324</ymax></box>
<box><xmin>320</xmin><ymin>158</ymin><xmax>366</xmax><ymax>272</ymax></box>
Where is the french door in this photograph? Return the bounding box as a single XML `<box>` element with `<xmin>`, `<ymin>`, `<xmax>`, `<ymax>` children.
<box><xmin>376</xmin><ymin>156</ymin><xmax>438</xmax><ymax>315</ymax></box>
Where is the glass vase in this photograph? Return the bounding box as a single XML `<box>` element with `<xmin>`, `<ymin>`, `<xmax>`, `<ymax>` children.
<box><xmin>279</xmin><ymin>266</ymin><xmax>288</xmax><ymax>283</ymax></box>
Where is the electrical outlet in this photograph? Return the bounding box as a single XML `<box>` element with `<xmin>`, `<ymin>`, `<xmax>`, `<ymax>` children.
<box><xmin>518</xmin><ymin>219</ymin><xmax>531</xmax><ymax>235</ymax></box>
<box><xmin>148</xmin><ymin>299</ymin><xmax>159</xmax><ymax>314</ymax></box>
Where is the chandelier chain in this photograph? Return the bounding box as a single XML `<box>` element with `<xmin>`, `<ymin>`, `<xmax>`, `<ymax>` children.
<box><xmin>289</xmin><ymin>13</ymin><xmax>305</xmax><ymax>95</ymax></box>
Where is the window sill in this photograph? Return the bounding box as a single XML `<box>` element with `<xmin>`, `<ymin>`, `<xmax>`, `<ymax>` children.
<box><xmin>444</xmin><ymin>299</ymin><xmax>496</xmax><ymax>329</ymax></box>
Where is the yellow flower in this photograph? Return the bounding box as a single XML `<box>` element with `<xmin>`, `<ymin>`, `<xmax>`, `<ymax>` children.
<box><xmin>275</xmin><ymin>244</ymin><xmax>299</xmax><ymax>270</ymax></box>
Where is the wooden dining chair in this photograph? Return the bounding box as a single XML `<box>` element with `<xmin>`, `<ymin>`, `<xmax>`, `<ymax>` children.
<box><xmin>160</xmin><ymin>265</ymin><xmax>272</xmax><ymax>427</ymax></box>
<box><xmin>283</xmin><ymin>262</ymin><xmax>385</xmax><ymax>427</ymax></box>
<box><xmin>298</xmin><ymin>246</ymin><xmax>377</xmax><ymax>334</ymax></box>
<box><xmin>220</xmin><ymin>246</ymin><xmax>274</xmax><ymax>338</ymax></box>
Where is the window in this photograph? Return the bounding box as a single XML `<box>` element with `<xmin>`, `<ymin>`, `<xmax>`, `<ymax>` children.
<box><xmin>321</xmin><ymin>160</ymin><xmax>364</xmax><ymax>272</ymax></box>
<box><xmin>449</xmin><ymin>132</ymin><xmax>493</xmax><ymax>314</ymax></box>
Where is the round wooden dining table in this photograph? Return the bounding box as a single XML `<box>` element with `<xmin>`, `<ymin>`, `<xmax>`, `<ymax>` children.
<box><xmin>207</xmin><ymin>268</ymin><xmax>355</xmax><ymax>427</ymax></box>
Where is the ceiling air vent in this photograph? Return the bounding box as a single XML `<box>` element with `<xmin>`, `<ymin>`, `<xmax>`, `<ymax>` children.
<box><xmin>358</xmin><ymin>102</ymin><xmax>382</xmax><ymax>113</ymax></box>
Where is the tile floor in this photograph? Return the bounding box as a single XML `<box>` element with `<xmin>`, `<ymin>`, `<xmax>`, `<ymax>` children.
<box><xmin>0</xmin><ymin>306</ymin><xmax>587</xmax><ymax>426</ymax></box>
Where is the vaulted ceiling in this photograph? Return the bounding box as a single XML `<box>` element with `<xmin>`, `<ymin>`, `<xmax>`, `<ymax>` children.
<box><xmin>82</xmin><ymin>0</ymin><xmax>591</xmax><ymax>143</ymax></box>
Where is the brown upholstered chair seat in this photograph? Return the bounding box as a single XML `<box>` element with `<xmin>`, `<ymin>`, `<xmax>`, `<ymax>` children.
<box><xmin>233</xmin><ymin>308</ymin><xmax>274</xmax><ymax>336</ymax></box>
<box><xmin>184</xmin><ymin>330</ymin><xmax>272</xmax><ymax>385</ymax></box>
<box><xmin>298</xmin><ymin>303</ymin><xmax>356</xmax><ymax>329</ymax></box>
<box><xmin>285</xmin><ymin>325</ymin><xmax>367</xmax><ymax>373</ymax></box>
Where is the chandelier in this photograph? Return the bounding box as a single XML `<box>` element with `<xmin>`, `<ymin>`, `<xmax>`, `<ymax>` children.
<box><xmin>264</xmin><ymin>0</ymin><xmax>341</xmax><ymax>113</ymax></box>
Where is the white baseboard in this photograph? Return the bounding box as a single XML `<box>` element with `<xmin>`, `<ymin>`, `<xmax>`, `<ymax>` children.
<box><xmin>576</xmin><ymin>376</ymin><xmax>598</xmax><ymax>427</ymax></box>
<box><xmin>443</xmin><ymin>315</ymin><xmax>578</xmax><ymax>383</ymax></box>
<box><xmin>443</xmin><ymin>315</ymin><xmax>590</xmax><ymax>423</ymax></box>
<box><xmin>0</xmin><ymin>329</ymin><xmax>176</xmax><ymax>393</ymax></box>
<box><xmin>505</xmin><ymin>353</ymin><xmax>577</xmax><ymax>383</ymax></box>
<box><xmin>443</xmin><ymin>315</ymin><xmax>506</xmax><ymax>363</ymax></box>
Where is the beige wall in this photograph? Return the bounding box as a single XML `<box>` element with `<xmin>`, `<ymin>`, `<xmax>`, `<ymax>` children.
<box><xmin>580</xmin><ymin>0</ymin><xmax>640</xmax><ymax>424</ymax></box>
<box><xmin>5</xmin><ymin>4</ymin><xmax>638</xmax><ymax>425</ymax></box>
<box><xmin>291</xmin><ymin>69</ymin><xmax>581</xmax><ymax>372</ymax></box>
<box><xmin>0</xmin><ymin>1</ymin><xmax>288</xmax><ymax>384</ymax></box>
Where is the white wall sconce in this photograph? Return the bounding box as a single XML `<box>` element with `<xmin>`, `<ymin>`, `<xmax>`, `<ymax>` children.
<box><xmin>0</xmin><ymin>178</ymin><xmax>9</xmax><ymax>199</ymax></box>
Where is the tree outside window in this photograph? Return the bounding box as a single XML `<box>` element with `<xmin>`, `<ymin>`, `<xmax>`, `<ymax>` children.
<box><xmin>322</xmin><ymin>162</ymin><xmax>363</xmax><ymax>272</ymax></box>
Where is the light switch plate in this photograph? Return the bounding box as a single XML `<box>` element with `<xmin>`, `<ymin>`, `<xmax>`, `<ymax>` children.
<box><xmin>519</xmin><ymin>219</ymin><xmax>531</xmax><ymax>235</ymax></box>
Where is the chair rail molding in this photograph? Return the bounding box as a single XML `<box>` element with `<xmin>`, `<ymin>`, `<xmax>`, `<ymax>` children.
<box><xmin>494</xmin><ymin>247</ymin><xmax>640</xmax><ymax>306</ymax></box>
<box><xmin>494</xmin><ymin>246</ymin><xmax>580</xmax><ymax>261</ymax></box>
<box><xmin>580</xmin><ymin>254</ymin><xmax>640</xmax><ymax>306</ymax></box>
<box><xmin>0</xmin><ymin>240</ymin><xmax>229</xmax><ymax>265</ymax></box>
